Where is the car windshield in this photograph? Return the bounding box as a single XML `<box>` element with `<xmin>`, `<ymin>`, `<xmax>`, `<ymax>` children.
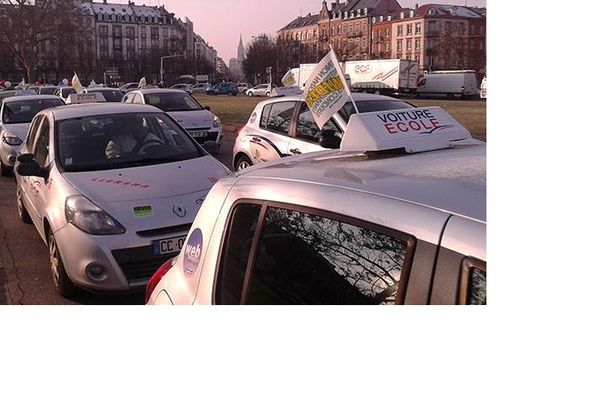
<box><xmin>56</xmin><ymin>112</ymin><xmax>206</xmax><ymax>172</ymax></box>
<box><xmin>337</xmin><ymin>99</ymin><xmax>414</xmax><ymax>123</ymax></box>
<box><xmin>61</xmin><ymin>88</ymin><xmax>76</xmax><ymax>97</ymax></box>
<box><xmin>143</xmin><ymin>92</ymin><xmax>203</xmax><ymax>112</ymax></box>
<box><xmin>2</xmin><ymin>98</ymin><xmax>64</xmax><ymax>124</ymax></box>
<box><xmin>88</xmin><ymin>89</ymin><xmax>124</xmax><ymax>102</ymax></box>
<box><xmin>39</xmin><ymin>87</ymin><xmax>57</xmax><ymax>95</ymax></box>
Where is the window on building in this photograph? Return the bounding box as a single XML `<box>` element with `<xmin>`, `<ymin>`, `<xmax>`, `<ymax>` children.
<box><xmin>407</xmin><ymin>39</ymin><xmax>412</xmax><ymax>50</ymax></box>
<box><xmin>416</xmin><ymin>23</ymin><xmax>421</xmax><ymax>35</ymax></box>
<box><xmin>113</xmin><ymin>25</ymin><xmax>122</xmax><ymax>37</ymax></box>
<box><xmin>397</xmin><ymin>39</ymin><xmax>402</xmax><ymax>51</ymax></box>
<box><xmin>459</xmin><ymin>22</ymin><xmax>465</xmax><ymax>35</ymax></box>
<box><xmin>99</xmin><ymin>25</ymin><xmax>108</xmax><ymax>36</ymax></box>
<box><xmin>407</xmin><ymin>24</ymin><xmax>413</xmax><ymax>35</ymax></box>
<box><xmin>428</xmin><ymin>20</ymin><xmax>437</xmax><ymax>32</ymax></box>
<box><xmin>385</xmin><ymin>42</ymin><xmax>390</xmax><ymax>52</ymax></box>
<box><xmin>126</xmin><ymin>26</ymin><xmax>135</xmax><ymax>38</ymax></box>
<box><xmin>349</xmin><ymin>25</ymin><xmax>353</xmax><ymax>34</ymax></box>
<box><xmin>397</xmin><ymin>24</ymin><xmax>403</xmax><ymax>36</ymax></box>
<box><xmin>415</xmin><ymin>38</ymin><xmax>421</xmax><ymax>50</ymax></box>
<box><xmin>385</xmin><ymin>28</ymin><xmax>390</xmax><ymax>37</ymax></box>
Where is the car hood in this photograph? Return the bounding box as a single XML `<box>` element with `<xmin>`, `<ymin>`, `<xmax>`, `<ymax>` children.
<box><xmin>167</xmin><ymin>110</ymin><xmax>214</xmax><ymax>129</ymax></box>
<box><xmin>63</xmin><ymin>156</ymin><xmax>229</xmax><ymax>203</ymax></box>
<box><xmin>2</xmin><ymin>123</ymin><xmax>29</xmax><ymax>140</ymax></box>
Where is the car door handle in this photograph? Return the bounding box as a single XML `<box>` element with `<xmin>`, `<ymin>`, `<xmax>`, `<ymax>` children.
<box><xmin>289</xmin><ymin>148</ymin><xmax>302</xmax><ymax>155</ymax></box>
<box><xmin>251</xmin><ymin>137</ymin><xmax>262</xmax><ymax>143</ymax></box>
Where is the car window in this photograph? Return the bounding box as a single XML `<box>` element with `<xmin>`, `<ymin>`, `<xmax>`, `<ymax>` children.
<box><xmin>143</xmin><ymin>92</ymin><xmax>203</xmax><ymax>112</ymax></box>
<box><xmin>460</xmin><ymin>257</ymin><xmax>486</xmax><ymax>305</ymax></box>
<box><xmin>33</xmin><ymin>117</ymin><xmax>50</xmax><ymax>166</ymax></box>
<box><xmin>217</xmin><ymin>203</ymin><xmax>263</xmax><ymax>304</ymax></box>
<box><xmin>295</xmin><ymin>102</ymin><xmax>341</xmax><ymax>144</ymax></box>
<box><xmin>89</xmin><ymin>89</ymin><xmax>123</xmax><ymax>102</ymax></box>
<box><xmin>262</xmin><ymin>101</ymin><xmax>295</xmax><ymax>136</ymax></box>
<box><xmin>55</xmin><ymin>112</ymin><xmax>206</xmax><ymax>172</ymax></box>
<box><xmin>26</xmin><ymin>115</ymin><xmax>43</xmax><ymax>150</ymax></box>
<box><xmin>2</xmin><ymin>98</ymin><xmax>64</xmax><ymax>124</ymax></box>
<box><xmin>216</xmin><ymin>203</ymin><xmax>415</xmax><ymax>305</ymax></box>
<box><xmin>39</xmin><ymin>87</ymin><xmax>56</xmax><ymax>95</ymax></box>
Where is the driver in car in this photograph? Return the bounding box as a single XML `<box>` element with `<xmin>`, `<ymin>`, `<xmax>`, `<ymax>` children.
<box><xmin>105</xmin><ymin>116</ymin><xmax>164</xmax><ymax>159</ymax></box>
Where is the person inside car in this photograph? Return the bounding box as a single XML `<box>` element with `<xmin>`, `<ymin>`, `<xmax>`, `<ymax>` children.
<box><xmin>105</xmin><ymin>116</ymin><xmax>163</xmax><ymax>159</ymax></box>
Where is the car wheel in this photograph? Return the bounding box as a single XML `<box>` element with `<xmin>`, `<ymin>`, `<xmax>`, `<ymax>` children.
<box><xmin>266</xmin><ymin>92</ymin><xmax>270</xmax><ymax>97</ymax></box>
<box><xmin>247</xmin><ymin>91</ymin><xmax>253</xmax><ymax>96</ymax></box>
<box><xmin>0</xmin><ymin>159</ymin><xmax>11</xmax><ymax>177</ymax></box>
<box><xmin>48</xmin><ymin>231</ymin><xmax>78</xmax><ymax>298</ymax></box>
<box><xmin>16</xmin><ymin>188</ymin><xmax>32</xmax><ymax>224</ymax></box>
<box><xmin>235</xmin><ymin>154</ymin><xmax>253</xmax><ymax>171</ymax></box>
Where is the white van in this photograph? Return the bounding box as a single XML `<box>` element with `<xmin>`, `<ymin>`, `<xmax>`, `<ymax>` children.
<box><xmin>416</xmin><ymin>70</ymin><xmax>479</xmax><ymax>99</ymax></box>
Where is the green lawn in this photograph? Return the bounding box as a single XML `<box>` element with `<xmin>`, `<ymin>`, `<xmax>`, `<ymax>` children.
<box><xmin>194</xmin><ymin>94</ymin><xmax>487</xmax><ymax>141</ymax></box>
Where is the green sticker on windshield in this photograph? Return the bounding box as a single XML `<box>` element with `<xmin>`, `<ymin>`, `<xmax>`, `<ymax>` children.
<box><xmin>133</xmin><ymin>205</ymin><xmax>153</xmax><ymax>218</ymax></box>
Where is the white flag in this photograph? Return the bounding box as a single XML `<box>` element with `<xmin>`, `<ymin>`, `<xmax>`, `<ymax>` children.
<box><xmin>281</xmin><ymin>69</ymin><xmax>296</xmax><ymax>87</ymax></box>
<box><xmin>72</xmin><ymin>72</ymin><xmax>84</xmax><ymax>94</ymax></box>
<box><xmin>139</xmin><ymin>77</ymin><xmax>147</xmax><ymax>88</ymax></box>
<box><xmin>303</xmin><ymin>49</ymin><xmax>351</xmax><ymax>130</ymax></box>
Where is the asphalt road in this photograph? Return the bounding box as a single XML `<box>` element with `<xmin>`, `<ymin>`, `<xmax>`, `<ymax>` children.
<box><xmin>0</xmin><ymin>130</ymin><xmax>236</xmax><ymax>305</ymax></box>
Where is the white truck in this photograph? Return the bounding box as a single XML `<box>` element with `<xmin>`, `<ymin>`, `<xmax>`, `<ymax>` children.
<box><xmin>290</xmin><ymin>59</ymin><xmax>420</xmax><ymax>96</ymax></box>
<box><xmin>416</xmin><ymin>70</ymin><xmax>479</xmax><ymax>99</ymax></box>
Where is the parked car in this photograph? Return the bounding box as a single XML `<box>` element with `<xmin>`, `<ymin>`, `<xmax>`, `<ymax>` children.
<box><xmin>206</xmin><ymin>82</ymin><xmax>238</xmax><ymax>96</ymax></box>
<box><xmin>34</xmin><ymin>85</ymin><xmax>60</xmax><ymax>95</ymax></box>
<box><xmin>416</xmin><ymin>70</ymin><xmax>479</xmax><ymax>99</ymax></box>
<box><xmin>123</xmin><ymin>89</ymin><xmax>222</xmax><ymax>150</ymax></box>
<box><xmin>14</xmin><ymin>103</ymin><xmax>231</xmax><ymax>297</ymax></box>
<box><xmin>170</xmin><ymin>84</ymin><xmax>193</xmax><ymax>95</ymax></box>
<box><xmin>54</xmin><ymin>86</ymin><xmax>77</xmax><ymax>103</ymax></box>
<box><xmin>84</xmin><ymin>87</ymin><xmax>124</xmax><ymax>102</ymax></box>
<box><xmin>191</xmin><ymin>83</ymin><xmax>210</xmax><ymax>94</ymax></box>
<box><xmin>118</xmin><ymin>82</ymin><xmax>139</xmax><ymax>93</ymax></box>
<box><xmin>246</xmin><ymin>84</ymin><xmax>271</xmax><ymax>97</ymax></box>
<box><xmin>146</xmin><ymin>106</ymin><xmax>486</xmax><ymax>305</ymax></box>
<box><xmin>1</xmin><ymin>95</ymin><xmax>65</xmax><ymax>176</ymax></box>
<box><xmin>232</xmin><ymin>92</ymin><xmax>414</xmax><ymax>171</ymax></box>
<box><xmin>0</xmin><ymin>90</ymin><xmax>17</xmax><ymax>103</ymax></box>
<box><xmin>237</xmin><ymin>83</ymin><xmax>251</xmax><ymax>93</ymax></box>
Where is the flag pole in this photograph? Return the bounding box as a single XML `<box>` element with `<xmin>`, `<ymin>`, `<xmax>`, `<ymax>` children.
<box><xmin>329</xmin><ymin>44</ymin><xmax>359</xmax><ymax>114</ymax></box>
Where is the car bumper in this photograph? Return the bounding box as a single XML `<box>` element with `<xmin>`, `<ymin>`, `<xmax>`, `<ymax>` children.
<box><xmin>187</xmin><ymin>127</ymin><xmax>222</xmax><ymax>145</ymax></box>
<box><xmin>0</xmin><ymin>142</ymin><xmax>19</xmax><ymax>167</ymax></box>
<box><xmin>54</xmin><ymin>222</ymin><xmax>190</xmax><ymax>292</ymax></box>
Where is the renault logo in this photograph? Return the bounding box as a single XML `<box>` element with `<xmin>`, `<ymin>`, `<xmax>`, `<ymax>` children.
<box><xmin>173</xmin><ymin>205</ymin><xmax>186</xmax><ymax>218</ymax></box>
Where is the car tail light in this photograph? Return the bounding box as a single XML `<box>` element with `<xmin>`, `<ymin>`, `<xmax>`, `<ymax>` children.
<box><xmin>145</xmin><ymin>256</ymin><xmax>176</xmax><ymax>304</ymax></box>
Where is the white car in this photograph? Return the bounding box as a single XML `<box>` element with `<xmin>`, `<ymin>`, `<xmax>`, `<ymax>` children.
<box><xmin>146</xmin><ymin>106</ymin><xmax>486</xmax><ymax>305</ymax></box>
<box><xmin>1</xmin><ymin>95</ymin><xmax>65</xmax><ymax>176</ymax></box>
<box><xmin>123</xmin><ymin>89</ymin><xmax>222</xmax><ymax>150</ymax></box>
<box><xmin>232</xmin><ymin>93</ymin><xmax>414</xmax><ymax>171</ymax></box>
<box><xmin>118</xmin><ymin>82</ymin><xmax>139</xmax><ymax>93</ymax></box>
<box><xmin>246</xmin><ymin>84</ymin><xmax>271</xmax><ymax>97</ymax></box>
<box><xmin>170</xmin><ymin>84</ymin><xmax>193</xmax><ymax>94</ymax></box>
<box><xmin>14</xmin><ymin>103</ymin><xmax>231</xmax><ymax>297</ymax></box>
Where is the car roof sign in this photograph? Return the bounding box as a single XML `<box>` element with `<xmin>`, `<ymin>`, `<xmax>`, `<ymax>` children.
<box><xmin>270</xmin><ymin>86</ymin><xmax>302</xmax><ymax>97</ymax></box>
<box><xmin>66</xmin><ymin>92</ymin><xmax>106</xmax><ymax>104</ymax></box>
<box><xmin>340</xmin><ymin>106</ymin><xmax>472</xmax><ymax>153</ymax></box>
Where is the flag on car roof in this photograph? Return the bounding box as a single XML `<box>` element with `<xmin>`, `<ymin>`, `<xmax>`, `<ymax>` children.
<box><xmin>303</xmin><ymin>48</ymin><xmax>351</xmax><ymax>130</ymax></box>
<box><xmin>72</xmin><ymin>72</ymin><xmax>84</xmax><ymax>94</ymax></box>
<box><xmin>139</xmin><ymin>77</ymin><xmax>147</xmax><ymax>88</ymax></box>
<box><xmin>281</xmin><ymin>69</ymin><xmax>296</xmax><ymax>87</ymax></box>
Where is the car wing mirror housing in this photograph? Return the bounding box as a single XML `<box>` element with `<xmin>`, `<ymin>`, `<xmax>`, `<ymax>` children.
<box><xmin>16</xmin><ymin>154</ymin><xmax>49</xmax><ymax>179</ymax></box>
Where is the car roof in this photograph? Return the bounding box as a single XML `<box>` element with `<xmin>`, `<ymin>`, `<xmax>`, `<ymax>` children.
<box><xmin>48</xmin><ymin>103</ymin><xmax>161</xmax><ymax>121</ymax></box>
<box><xmin>131</xmin><ymin>88</ymin><xmax>189</xmax><ymax>95</ymax></box>
<box><xmin>87</xmin><ymin>87</ymin><xmax>118</xmax><ymax>91</ymax></box>
<box><xmin>2</xmin><ymin>95</ymin><xmax>62</xmax><ymax>103</ymax></box>
<box><xmin>236</xmin><ymin>143</ymin><xmax>486</xmax><ymax>222</ymax></box>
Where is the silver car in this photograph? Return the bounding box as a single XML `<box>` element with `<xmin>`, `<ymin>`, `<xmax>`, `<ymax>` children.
<box><xmin>14</xmin><ymin>103</ymin><xmax>230</xmax><ymax>297</ymax></box>
<box><xmin>232</xmin><ymin>93</ymin><xmax>413</xmax><ymax>171</ymax></box>
<box><xmin>147</xmin><ymin>105</ymin><xmax>486</xmax><ymax>305</ymax></box>
<box><xmin>123</xmin><ymin>88</ymin><xmax>222</xmax><ymax>150</ymax></box>
<box><xmin>1</xmin><ymin>95</ymin><xmax>65</xmax><ymax>176</ymax></box>
<box><xmin>245</xmin><ymin>84</ymin><xmax>271</xmax><ymax>97</ymax></box>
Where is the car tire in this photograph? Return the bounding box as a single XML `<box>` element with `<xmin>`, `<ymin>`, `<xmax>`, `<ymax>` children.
<box><xmin>1</xmin><ymin>159</ymin><xmax>11</xmax><ymax>177</ymax></box>
<box><xmin>235</xmin><ymin>154</ymin><xmax>253</xmax><ymax>171</ymax></box>
<box><xmin>48</xmin><ymin>231</ymin><xmax>78</xmax><ymax>298</ymax></box>
<box><xmin>247</xmin><ymin>91</ymin><xmax>253</xmax><ymax>97</ymax></box>
<box><xmin>266</xmin><ymin>92</ymin><xmax>270</xmax><ymax>97</ymax></box>
<box><xmin>16</xmin><ymin>188</ymin><xmax>32</xmax><ymax>224</ymax></box>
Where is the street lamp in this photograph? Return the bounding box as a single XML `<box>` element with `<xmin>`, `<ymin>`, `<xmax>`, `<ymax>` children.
<box><xmin>160</xmin><ymin>54</ymin><xmax>185</xmax><ymax>86</ymax></box>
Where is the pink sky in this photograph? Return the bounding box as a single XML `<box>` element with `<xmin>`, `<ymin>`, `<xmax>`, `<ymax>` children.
<box><xmin>110</xmin><ymin>0</ymin><xmax>487</xmax><ymax>61</ymax></box>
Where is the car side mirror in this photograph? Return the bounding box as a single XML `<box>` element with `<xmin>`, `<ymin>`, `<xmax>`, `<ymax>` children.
<box><xmin>319</xmin><ymin>130</ymin><xmax>341</xmax><ymax>149</ymax></box>
<box><xmin>16</xmin><ymin>155</ymin><xmax>49</xmax><ymax>179</ymax></box>
<box><xmin>204</xmin><ymin>106</ymin><xmax>211</xmax><ymax>111</ymax></box>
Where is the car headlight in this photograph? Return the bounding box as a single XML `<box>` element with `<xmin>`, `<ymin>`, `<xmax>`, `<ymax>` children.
<box><xmin>2</xmin><ymin>131</ymin><xmax>23</xmax><ymax>146</ymax></box>
<box><xmin>213</xmin><ymin>115</ymin><xmax>221</xmax><ymax>128</ymax></box>
<box><xmin>65</xmin><ymin>195</ymin><xmax>126</xmax><ymax>235</ymax></box>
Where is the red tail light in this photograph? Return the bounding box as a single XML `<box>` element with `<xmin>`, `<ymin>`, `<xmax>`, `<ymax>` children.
<box><xmin>145</xmin><ymin>257</ymin><xmax>176</xmax><ymax>304</ymax></box>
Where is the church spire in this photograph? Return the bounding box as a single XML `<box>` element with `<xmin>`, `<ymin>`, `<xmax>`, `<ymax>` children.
<box><xmin>237</xmin><ymin>34</ymin><xmax>245</xmax><ymax>61</ymax></box>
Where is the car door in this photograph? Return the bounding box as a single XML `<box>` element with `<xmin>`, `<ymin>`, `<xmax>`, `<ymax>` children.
<box><xmin>249</xmin><ymin>101</ymin><xmax>296</xmax><ymax>164</ymax></box>
<box><xmin>289</xmin><ymin>102</ymin><xmax>343</xmax><ymax>156</ymax></box>
<box><xmin>24</xmin><ymin>116</ymin><xmax>51</xmax><ymax>233</ymax></box>
<box><xmin>18</xmin><ymin>115</ymin><xmax>43</xmax><ymax>225</ymax></box>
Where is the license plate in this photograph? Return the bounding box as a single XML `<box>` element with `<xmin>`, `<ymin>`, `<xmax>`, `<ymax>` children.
<box><xmin>153</xmin><ymin>235</ymin><xmax>187</xmax><ymax>255</ymax></box>
<box><xmin>191</xmin><ymin>130</ymin><xmax>208</xmax><ymax>138</ymax></box>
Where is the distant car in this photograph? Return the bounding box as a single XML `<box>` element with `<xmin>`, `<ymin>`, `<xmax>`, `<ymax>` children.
<box><xmin>232</xmin><ymin>93</ymin><xmax>414</xmax><ymax>171</ymax></box>
<box><xmin>0</xmin><ymin>95</ymin><xmax>64</xmax><ymax>176</ymax></box>
<box><xmin>34</xmin><ymin>85</ymin><xmax>60</xmax><ymax>95</ymax></box>
<box><xmin>55</xmin><ymin>86</ymin><xmax>77</xmax><ymax>103</ymax></box>
<box><xmin>191</xmin><ymin>83</ymin><xmax>210</xmax><ymax>94</ymax></box>
<box><xmin>237</xmin><ymin>83</ymin><xmax>251</xmax><ymax>92</ymax></box>
<box><xmin>146</xmin><ymin>105</ymin><xmax>486</xmax><ymax>305</ymax></box>
<box><xmin>123</xmin><ymin>89</ymin><xmax>222</xmax><ymax>149</ymax></box>
<box><xmin>480</xmin><ymin>76</ymin><xmax>487</xmax><ymax>99</ymax></box>
<box><xmin>170</xmin><ymin>84</ymin><xmax>193</xmax><ymax>95</ymax></box>
<box><xmin>14</xmin><ymin>103</ymin><xmax>231</xmax><ymax>297</ymax></box>
<box><xmin>0</xmin><ymin>90</ymin><xmax>17</xmax><ymax>104</ymax></box>
<box><xmin>246</xmin><ymin>84</ymin><xmax>271</xmax><ymax>97</ymax></box>
<box><xmin>206</xmin><ymin>82</ymin><xmax>238</xmax><ymax>96</ymax></box>
<box><xmin>84</xmin><ymin>87</ymin><xmax>124</xmax><ymax>102</ymax></box>
<box><xmin>118</xmin><ymin>82</ymin><xmax>139</xmax><ymax>93</ymax></box>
